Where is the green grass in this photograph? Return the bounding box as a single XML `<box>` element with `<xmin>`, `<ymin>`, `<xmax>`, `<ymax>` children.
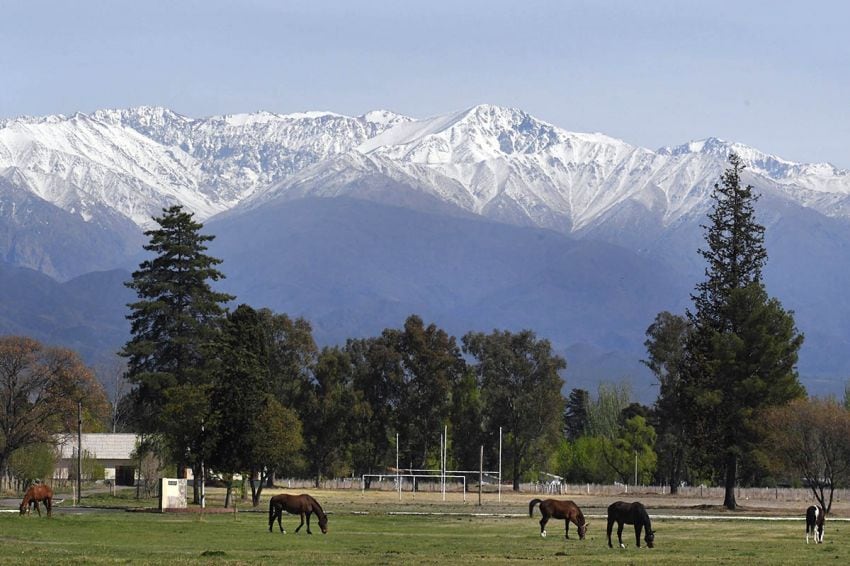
<box><xmin>0</xmin><ymin>510</ymin><xmax>845</xmax><ymax>564</ymax></box>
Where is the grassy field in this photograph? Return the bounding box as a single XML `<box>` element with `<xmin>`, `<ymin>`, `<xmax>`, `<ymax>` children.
<box><xmin>0</xmin><ymin>488</ymin><xmax>846</xmax><ymax>564</ymax></box>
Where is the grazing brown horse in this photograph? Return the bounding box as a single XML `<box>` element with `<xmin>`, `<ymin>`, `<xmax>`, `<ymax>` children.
<box><xmin>19</xmin><ymin>484</ymin><xmax>53</xmax><ymax>518</ymax></box>
<box><xmin>607</xmin><ymin>501</ymin><xmax>655</xmax><ymax>548</ymax></box>
<box><xmin>529</xmin><ymin>498</ymin><xmax>589</xmax><ymax>539</ymax></box>
<box><xmin>268</xmin><ymin>493</ymin><xmax>328</xmax><ymax>534</ymax></box>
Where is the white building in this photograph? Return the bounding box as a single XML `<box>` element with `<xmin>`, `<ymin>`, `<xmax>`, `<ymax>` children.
<box><xmin>55</xmin><ymin>433</ymin><xmax>140</xmax><ymax>485</ymax></box>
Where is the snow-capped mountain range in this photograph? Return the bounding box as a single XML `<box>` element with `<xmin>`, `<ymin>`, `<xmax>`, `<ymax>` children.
<box><xmin>2</xmin><ymin>104</ymin><xmax>848</xmax><ymax>234</ymax></box>
<box><xmin>3</xmin><ymin>103</ymin><xmax>850</xmax><ymax>397</ymax></box>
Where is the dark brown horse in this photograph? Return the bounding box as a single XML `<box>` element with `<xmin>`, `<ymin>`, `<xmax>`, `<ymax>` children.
<box><xmin>19</xmin><ymin>484</ymin><xmax>53</xmax><ymax>518</ymax></box>
<box><xmin>268</xmin><ymin>493</ymin><xmax>328</xmax><ymax>534</ymax></box>
<box><xmin>607</xmin><ymin>501</ymin><xmax>654</xmax><ymax>548</ymax></box>
<box><xmin>529</xmin><ymin>498</ymin><xmax>589</xmax><ymax>539</ymax></box>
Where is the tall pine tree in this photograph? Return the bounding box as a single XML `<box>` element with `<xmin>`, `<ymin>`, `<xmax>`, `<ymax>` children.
<box><xmin>122</xmin><ymin>205</ymin><xmax>233</xmax><ymax>502</ymax></box>
<box><xmin>683</xmin><ymin>154</ymin><xmax>804</xmax><ymax>509</ymax></box>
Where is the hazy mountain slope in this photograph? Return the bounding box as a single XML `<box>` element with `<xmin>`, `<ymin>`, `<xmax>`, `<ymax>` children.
<box><xmin>207</xmin><ymin>196</ymin><xmax>690</xmax><ymax>396</ymax></box>
<box><xmin>0</xmin><ymin>176</ymin><xmax>142</xmax><ymax>280</ymax></box>
<box><xmin>0</xmin><ymin>263</ymin><xmax>133</xmax><ymax>363</ymax></box>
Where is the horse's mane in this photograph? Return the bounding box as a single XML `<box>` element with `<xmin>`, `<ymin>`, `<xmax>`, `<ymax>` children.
<box><xmin>575</xmin><ymin>508</ymin><xmax>586</xmax><ymax>525</ymax></box>
<box><xmin>528</xmin><ymin>498</ymin><xmax>542</xmax><ymax>517</ymax></box>
<box><xmin>307</xmin><ymin>495</ymin><xmax>327</xmax><ymax>521</ymax></box>
<box><xmin>638</xmin><ymin>504</ymin><xmax>652</xmax><ymax>530</ymax></box>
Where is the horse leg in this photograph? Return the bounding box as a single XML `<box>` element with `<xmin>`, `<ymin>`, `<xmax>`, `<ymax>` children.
<box><xmin>634</xmin><ymin>524</ymin><xmax>642</xmax><ymax>548</ymax></box>
<box><xmin>295</xmin><ymin>512</ymin><xmax>305</xmax><ymax>533</ymax></box>
<box><xmin>617</xmin><ymin>522</ymin><xmax>625</xmax><ymax>548</ymax></box>
<box><xmin>45</xmin><ymin>498</ymin><xmax>51</xmax><ymax>518</ymax></box>
<box><xmin>564</xmin><ymin>519</ymin><xmax>570</xmax><ymax>539</ymax></box>
<box><xmin>278</xmin><ymin>509</ymin><xmax>285</xmax><ymax>533</ymax></box>
<box><xmin>539</xmin><ymin>514</ymin><xmax>548</xmax><ymax>537</ymax></box>
<box><xmin>33</xmin><ymin>501</ymin><xmax>41</xmax><ymax>517</ymax></box>
<box><xmin>306</xmin><ymin>511</ymin><xmax>313</xmax><ymax>535</ymax></box>
<box><xmin>607</xmin><ymin>518</ymin><xmax>614</xmax><ymax>548</ymax></box>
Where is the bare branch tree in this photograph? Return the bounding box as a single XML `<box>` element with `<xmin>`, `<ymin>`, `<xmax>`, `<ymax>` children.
<box><xmin>764</xmin><ymin>397</ymin><xmax>850</xmax><ymax>512</ymax></box>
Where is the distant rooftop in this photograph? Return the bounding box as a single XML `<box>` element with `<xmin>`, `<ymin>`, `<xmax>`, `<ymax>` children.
<box><xmin>55</xmin><ymin>433</ymin><xmax>139</xmax><ymax>460</ymax></box>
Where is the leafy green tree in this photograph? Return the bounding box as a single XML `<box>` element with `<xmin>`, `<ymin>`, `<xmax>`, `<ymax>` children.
<box><xmin>683</xmin><ymin>154</ymin><xmax>805</xmax><ymax>509</ymax></box>
<box><xmin>122</xmin><ymin>205</ymin><xmax>233</xmax><ymax>503</ymax></box>
<box><xmin>258</xmin><ymin>309</ymin><xmax>317</xmax><ymax>410</ymax></box>
<box><xmin>555</xmin><ymin>436</ymin><xmax>613</xmax><ymax>483</ymax></box>
<box><xmin>246</xmin><ymin>397</ymin><xmax>303</xmax><ymax>505</ymax></box>
<box><xmin>564</xmin><ymin>388</ymin><xmax>589</xmax><ymax>440</ymax></box>
<box><xmin>463</xmin><ymin>329</ymin><xmax>565</xmax><ymax>490</ymax></box>
<box><xmin>643</xmin><ymin>311</ymin><xmax>691</xmax><ymax>493</ymax></box>
<box><xmin>449</xmin><ymin>368</ymin><xmax>484</xmax><ymax>472</ymax></box>
<box><xmin>8</xmin><ymin>443</ymin><xmax>56</xmax><ymax>486</ymax></box>
<box><xmin>302</xmin><ymin>347</ymin><xmax>356</xmax><ymax>487</ymax></box>
<box><xmin>390</xmin><ymin>316</ymin><xmax>466</xmax><ymax>469</ymax></box>
<box><xmin>586</xmin><ymin>382</ymin><xmax>631</xmax><ymax>439</ymax></box>
<box><xmin>602</xmin><ymin>415</ymin><xmax>657</xmax><ymax>485</ymax></box>
<box><xmin>208</xmin><ymin>304</ymin><xmax>269</xmax><ymax>506</ymax></box>
<box><xmin>346</xmin><ymin>336</ymin><xmax>402</xmax><ymax>482</ymax></box>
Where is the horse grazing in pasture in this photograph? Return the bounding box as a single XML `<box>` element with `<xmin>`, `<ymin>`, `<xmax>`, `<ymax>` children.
<box><xmin>806</xmin><ymin>505</ymin><xmax>825</xmax><ymax>544</ymax></box>
<box><xmin>268</xmin><ymin>493</ymin><xmax>328</xmax><ymax>535</ymax></box>
<box><xmin>607</xmin><ymin>501</ymin><xmax>655</xmax><ymax>548</ymax></box>
<box><xmin>19</xmin><ymin>484</ymin><xmax>54</xmax><ymax>518</ymax></box>
<box><xmin>528</xmin><ymin>498</ymin><xmax>589</xmax><ymax>539</ymax></box>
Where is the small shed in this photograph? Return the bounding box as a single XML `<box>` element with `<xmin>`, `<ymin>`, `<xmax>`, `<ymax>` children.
<box><xmin>55</xmin><ymin>433</ymin><xmax>140</xmax><ymax>485</ymax></box>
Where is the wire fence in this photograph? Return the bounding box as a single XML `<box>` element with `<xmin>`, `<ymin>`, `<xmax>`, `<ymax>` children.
<box><xmin>270</xmin><ymin>477</ymin><xmax>844</xmax><ymax>504</ymax></box>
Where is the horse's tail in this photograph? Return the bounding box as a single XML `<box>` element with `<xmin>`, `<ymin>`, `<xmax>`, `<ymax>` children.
<box><xmin>268</xmin><ymin>498</ymin><xmax>276</xmax><ymax>524</ymax></box>
<box><xmin>529</xmin><ymin>498</ymin><xmax>543</xmax><ymax>517</ymax></box>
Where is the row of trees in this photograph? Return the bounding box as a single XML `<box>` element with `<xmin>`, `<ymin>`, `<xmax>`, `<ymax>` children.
<box><xmin>119</xmin><ymin>206</ymin><xmax>568</xmax><ymax>504</ymax></box>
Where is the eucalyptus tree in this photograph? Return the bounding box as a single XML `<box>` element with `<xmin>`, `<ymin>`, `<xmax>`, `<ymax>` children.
<box><xmin>643</xmin><ymin>311</ymin><xmax>691</xmax><ymax>493</ymax></box>
<box><xmin>463</xmin><ymin>329</ymin><xmax>565</xmax><ymax>491</ymax></box>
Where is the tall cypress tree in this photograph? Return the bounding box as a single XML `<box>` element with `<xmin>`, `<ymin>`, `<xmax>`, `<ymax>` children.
<box><xmin>122</xmin><ymin>205</ymin><xmax>233</xmax><ymax>501</ymax></box>
<box><xmin>683</xmin><ymin>154</ymin><xmax>804</xmax><ymax>509</ymax></box>
<box><xmin>564</xmin><ymin>388</ymin><xmax>590</xmax><ymax>441</ymax></box>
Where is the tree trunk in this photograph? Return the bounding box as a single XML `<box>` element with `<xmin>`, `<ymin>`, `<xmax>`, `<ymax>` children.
<box><xmin>224</xmin><ymin>480</ymin><xmax>232</xmax><ymax>508</ymax></box>
<box><xmin>723</xmin><ymin>452</ymin><xmax>737</xmax><ymax>510</ymax></box>
<box><xmin>192</xmin><ymin>463</ymin><xmax>202</xmax><ymax>505</ymax></box>
<box><xmin>251</xmin><ymin>468</ymin><xmax>268</xmax><ymax>507</ymax></box>
<box><xmin>512</xmin><ymin>454</ymin><xmax>520</xmax><ymax>491</ymax></box>
<box><xmin>669</xmin><ymin>446</ymin><xmax>684</xmax><ymax>495</ymax></box>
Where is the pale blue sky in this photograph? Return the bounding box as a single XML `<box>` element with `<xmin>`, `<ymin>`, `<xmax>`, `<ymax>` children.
<box><xmin>2</xmin><ymin>0</ymin><xmax>848</xmax><ymax>167</ymax></box>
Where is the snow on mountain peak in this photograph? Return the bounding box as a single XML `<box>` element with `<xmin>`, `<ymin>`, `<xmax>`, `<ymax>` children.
<box><xmin>357</xmin><ymin>104</ymin><xmax>571</xmax><ymax>163</ymax></box>
<box><xmin>2</xmin><ymin>103</ymin><xmax>850</xmax><ymax>235</ymax></box>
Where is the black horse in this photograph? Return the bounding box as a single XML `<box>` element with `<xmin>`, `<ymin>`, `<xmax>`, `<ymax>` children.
<box><xmin>607</xmin><ymin>501</ymin><xmax>655</xmax><ymax>548</ymax></box>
